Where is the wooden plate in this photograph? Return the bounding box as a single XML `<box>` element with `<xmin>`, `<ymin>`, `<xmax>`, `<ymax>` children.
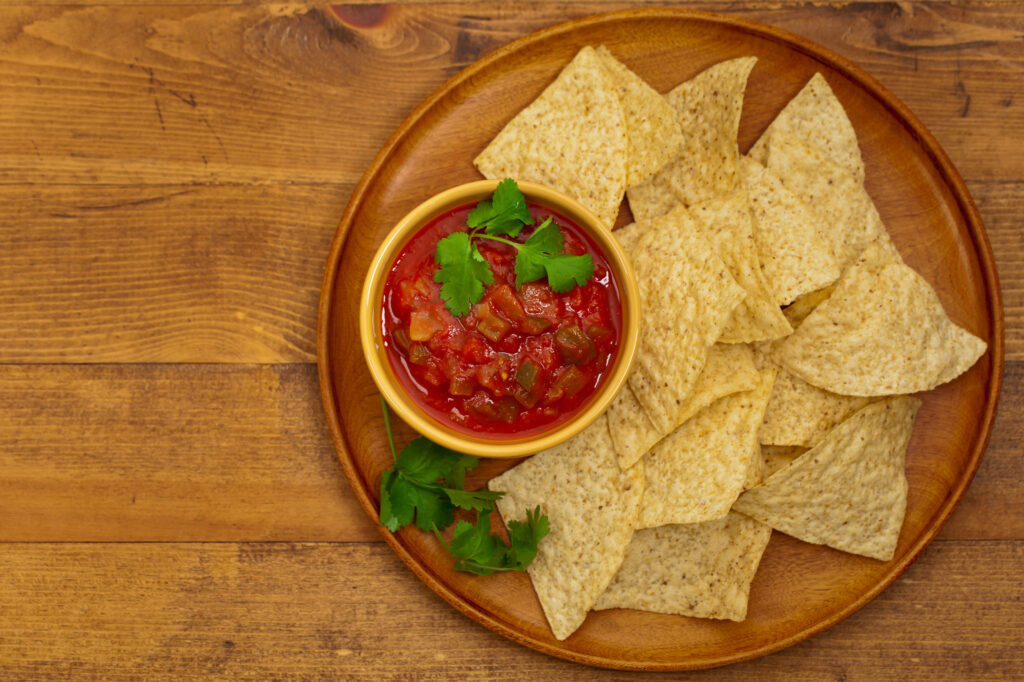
<box><xmin>317</xmin><ymin>9</ymin><xmax>1003</xmax><ymax>671</ymax></box>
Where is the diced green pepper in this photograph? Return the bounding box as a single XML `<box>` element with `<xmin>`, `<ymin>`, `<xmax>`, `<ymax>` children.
<box><xmin>554</xmin><ymin>325</ymin><xmax>596</xmax><ymax>364</ymax></box>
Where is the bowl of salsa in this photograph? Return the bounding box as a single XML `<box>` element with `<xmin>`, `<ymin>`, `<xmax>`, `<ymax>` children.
<box><xmin>360</xmin><ymin>179</ymin><xmax>640</xmax><ymax>457</ymax></box>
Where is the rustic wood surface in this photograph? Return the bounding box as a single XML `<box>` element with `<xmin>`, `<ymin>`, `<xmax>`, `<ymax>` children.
<box><xmin>0</xmin><ymin>2</ymin><xmax>1020</xmax><ymax>679</ymax></box>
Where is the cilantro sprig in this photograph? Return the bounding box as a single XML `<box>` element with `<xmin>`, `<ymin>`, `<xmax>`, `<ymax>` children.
<box><xmin>434</xmin><ymin>179</ymin><xmax>595</xmax><ymax>316</ymax></box>
<box><xmin>377</xmin><ymin>397</ymin><xmax>550</xmax><ymax>575</ymax></box>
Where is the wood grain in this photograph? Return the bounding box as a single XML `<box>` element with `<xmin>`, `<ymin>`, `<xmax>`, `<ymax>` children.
<box><xmin>0</xmin><ymin>361</ymin><xmax>1017</xmax><ymax>543</ymax></box>
<box><xmin>0</xmin><ymin>541</ymin><xmax>1021</xmax><ymax>680</ymax></box>
<box><xmin>319</xmin><ymin>8</ymin><xmax>1002</xmax><ymax>670</ymax></box>
<box><xmin>0</xmin><ymin>0</ymin><xmax>1020</xmax><ymax>677</ymax></box>
<box><xmin>0</xmin><ymin>3</ymin><xmax>1019</xmax><ymax>185</ymax></box>
<box><xmin>0</xmin><ymin>363</ymin><xmax>378</xmax><ymax>542</ymax></box>
<box><xmin>0</xmin><ymin>181</ymin><xmax>1019</xmax><ymax>364</ymax></box>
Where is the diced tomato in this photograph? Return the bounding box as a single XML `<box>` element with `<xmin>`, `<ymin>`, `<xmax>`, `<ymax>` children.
<box><xmin>523</xmin><ymin>335</ymin><xmax>559</xmax><ymax>372</ymax></box>
<box><xmin>512</xmin><ymin>384</ymin><xmax>539</xmax><ymax>409</ymax></box>
<box><xmin>410</xmin><ymin>308</ymin><xmax>444</xmax><ymax>341</ymax></box>
<box><xmin>585</xmin><ymin>322</ymin><xmax>614</xmax><ymax>343</ymax></box>
<box><xmin>555</xmin><ymin>325</ymin><xmax>596</xmax><ymax>364</ymax></box>
<box><xmin>519</xmin><ymin>282</ymin><xmax>559</xmax><ymax>318</ymax></box>
<box><xmin>465</xmin><ymin>391</ymin><xmax>500</xmax><ymax>421</ymax></box>
<box><xmin>476</xmin><ymin>357</ymin><xmax>511</xmax><ymax>397</ymax></box>
<box><xmin>460</xmin><ymin>333</ymin><xmax>492</xmax><ymax>364</ymax></box>
<box><xmin>488</xmin><ymin>283</ymin><xmax>526</xmax><ymax>323</ymax></box>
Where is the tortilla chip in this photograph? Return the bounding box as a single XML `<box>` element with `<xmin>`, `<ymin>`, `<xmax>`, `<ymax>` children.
<box><xmin>638</xmin><ymin>368</ymin><xmax>775</xmax><ymax>529</ymax></box>
<box><xmin>595</xmin><ymin>46</ymin><xmax>685</xmax><ymax>187</ymax></box>
<box><xmin>759</xmin><ymin>362</ymin><xmax>873</xmax><ymax>447</ymax></box>
<box><xmin>474</xmin><ymin>46</ymin><xmax>627</xmax><ymax>228</ymax></box>
<box><xmin>748</xmin><ymin>73</ymin><xmax>865</xmax><ymax>183</ymax></box>
<box><xmin>611</xmin><ymin>220</ymin><xmax>648</xmax><ymax>257</ymax></box>
<box><xmin>762</xmin><ymin>445</ymin><xmax>806</xmax><ymax>478</ymax></box>
<box><xmin>593</xmin><ymin>513</ymin><xmax>772</xmax><ymax>620</ymax></box>
<box><xmin>627</xmin><ymin>57</ymin><xmax>757</xmax><ymax>220</ymax></box>
<box><xmin>733</xmin><ymin>396</ymin><xmax>921</xmax><ymax>561</ymax></box>
<box><xmin>778</xmin><ymin>242</ymin><xmax>988</xmax><ymax>396</ymax></box>
<box><xmin>689</xmin><ymin>189</ymin><xmax>793</xmax><ymax>342</ymax></box>
<box><xmin>767</xmin><ymin>130</ymin><xmax>894</xmax><ymax>271</ymax></box>
<box><xmin>487</xmin><ymin>415</ymin><xmax>644</xmax><ymax>641</ymax></box>
<box><xmin>783</xmin><ymin>286</ymin><xmax>836</xmax><ymax>327</ymax></box>
<box><xmin>627</xmin><ymin>206</ymin><xmax>747</xmax><ymax>433</ymax></box>
<box><xmin>608</xmin><ymin>344</ymin><xmax>761</xmax><ymax>470</ymax></box>
<box><xmin>739</xmin><ymin>156</ymin><xmax>841</xmax><ymax>305</ymax></box>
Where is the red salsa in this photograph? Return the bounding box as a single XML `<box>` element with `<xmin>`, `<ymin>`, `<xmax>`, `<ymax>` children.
<box><xmin>381</xmin><ymin>202</ymin><xmax>623</xmax><ymax>437</ymax></box>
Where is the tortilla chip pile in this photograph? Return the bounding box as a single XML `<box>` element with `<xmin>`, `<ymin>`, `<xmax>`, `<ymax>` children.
<box><xmin>480</xmin><ymin>47</ymin><xmax>987</xmax><ymax>641</ymax></box>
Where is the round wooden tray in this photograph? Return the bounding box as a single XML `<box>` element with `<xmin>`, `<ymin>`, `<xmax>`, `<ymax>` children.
<box><xmin>317</xmin><ymin>9</ymin><xmax>1003</xmax><ymax>671</ymax></box>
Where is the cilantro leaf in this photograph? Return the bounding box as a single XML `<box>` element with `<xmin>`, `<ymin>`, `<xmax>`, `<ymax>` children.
<box><xmin>505</xmin><ymin>506</ymin><xmax>550</xmax><ymax>570</ymax></box>
<box><xmin>444</xmin><ymin>487</ymin><xmax>504</xmax><ymax>512</ymax></box>
<box><xmin>514</xmin><ymin>217</ymin><xmax>595</xmax><ymax>292</ymax></box>
<box><xmin>434</xmin><ymin>232</ymin><xmax>493</xmax><ymax>316</ymax></box>
<box><xmin>407</xmin><ymin>481</ymin><xmax>455</xmax><ymax>532</ymax></box>
<box><xmin>380</xmin><ymin>471</ymin><xmax>416</xmax><ymax>532</ymax></box>
<box><xmin>395</xmin><ymin>437</ymin><xmax>465</xmax><ymax>483</ymax></box>
<box><xmin>467</xmin><ymin>178</ymin><xmax>534</xmax><ymax>238</ymax></box>
<box><xmin>444</xmin><ymin>453</ymin><xmax>479</xmax><ymax>490</ymax></box>
<box><xmin>449</xmin><ymin>511</ymin><xmax>501</xmax><ymax>575</ymax></box>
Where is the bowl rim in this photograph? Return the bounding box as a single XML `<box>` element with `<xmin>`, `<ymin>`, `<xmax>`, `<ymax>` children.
<box><xmin>357</xmin><ymin>179</ymin><xmax>641</xmax><ymax>458</ymax></box>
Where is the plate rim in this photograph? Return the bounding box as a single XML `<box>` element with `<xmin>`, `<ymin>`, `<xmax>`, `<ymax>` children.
<box><xmin>316</xmin><ymin>7</ymin><xmax>1004</xmax><ymax>671</ymax></box>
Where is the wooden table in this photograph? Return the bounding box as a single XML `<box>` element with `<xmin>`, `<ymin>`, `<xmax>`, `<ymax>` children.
<box><xmin>1</xmin><ymin>2</ymin><xmax>1020</xmax><ymax>678</ymax></box>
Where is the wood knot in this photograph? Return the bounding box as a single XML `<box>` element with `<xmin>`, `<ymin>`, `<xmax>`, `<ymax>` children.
<box><xmin>328</xmin><ymin>4</ymin><xmax>390</xmax><ymax>29</ymax></box>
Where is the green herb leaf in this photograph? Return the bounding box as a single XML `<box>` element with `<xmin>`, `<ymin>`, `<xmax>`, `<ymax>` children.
<box><xmin>514</xmin><ymin>217</ymin><xmax>595</xmax><ymax>292</ymax></box>
<box><xmin>449</xmin><ymin>510</ymin><xmax>501</xmax><ymax>575</ymax></box>
<box><xmin>434</xmin><ymin>232</ymin><xmax>493</xmax><ymax>317</ymax></box>
<box><xmin>505</xmin><ymin>506</ymin><xmax>550</xmax><ymax>570</ymax></box>
<box><xmin>395</xmin><ymin>437</ymin><xmax>465</xmax><ymax>483</ymax></box>
<box><xmin>444</xmin><ymin>487</ymin><xmax>505</xmax><ymax>512</ymax></box>
<box><xmin>377</xmin><ymin>400</ymin><xmax>549</xmax><ymax>576</ymax></box>
<box><xmin>444</xmin><ymin>453</ymin><xmax>479</xmax><ymax>490</ymax></box>
<box><xmin>467</xmin><ymin>178</ymin><xmax>534</xmax><ymax>238</ymax></box>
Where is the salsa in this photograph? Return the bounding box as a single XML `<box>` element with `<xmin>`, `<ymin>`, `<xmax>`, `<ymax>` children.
<box><xmin>381</xmin><ymin>202</ymin><xmax>622</xmax><ymax>437</ymax></box>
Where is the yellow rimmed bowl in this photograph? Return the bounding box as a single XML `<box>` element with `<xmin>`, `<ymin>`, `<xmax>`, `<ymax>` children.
<box><xmin>359</xmin><ymin>179</ymin><xmax>640</xmax><ymax>458</ymax></box>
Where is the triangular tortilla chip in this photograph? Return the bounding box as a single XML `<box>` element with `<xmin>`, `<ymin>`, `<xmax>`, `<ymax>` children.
<box><xmin>767</xmin><ymin>130</ymin><xmax>894</xmax><ymax>271</ymax></box>
<box><xmin>627</xmin><ymin>57</ymin><xmax>757</xmax><ymax>220</ymax></box>
<box><xmin>487</xmin><ymin>415</ymin><xmax>644</xmax><ymax>641</ymax></box>
<box><xmin>474</xmin><ymin>46</ymin><xmax>627</xmax><ymax>228</ymax></box>
<box><xmin>595</xmin><ymin>46</ymin><xmax>684</xmax><ymax>187</ymax></box>
<box><xmin>608</xmin><ymin>344</ymin><xmax>761</xmax><ymax>470</ymax></box>
<box><xmin>627</xmin><ymin>206</ymin><xmax>746</xmax><ymax>433</ymax></box>
<box><xmin>748</xmin><ymin>73</ymin><xmax>865</xmax><ymax>183</ymax></box>
<box><xmin>638</xmin><ymin>368</ymin><xmax>775</xmax><ymax>529</ymax></box>
<box><xmin>689</xmin><ymin>189</ymin><xmax>793</xmax><ymax>342</ymax></box>
<box><xmin>739</xmin><ymin>156</ymin><xmax>841</xmax><ymax>305</ymax></box>
<box><xmin>733</xmin><ymin>396</ymin><xmax>921</xmax><ymax>561</ymax></box>
<box><xmin>778</xmin><ymin>242</ymin><xmax>988</xmax><ymax>396</ymax></box>
<box><xmin>761</xmin><ymin>445</ymin><xmax>806</xmax><ymax>478</ymax></box>
<box><xmin>753</xmin><ymin>340</ymin><xmax>874</xmax><ymax>448</ymax></box>
<box><xmin>594</xmin><ymin>512</ymin><xmax>772</xmax><ymax>620</ymax></box>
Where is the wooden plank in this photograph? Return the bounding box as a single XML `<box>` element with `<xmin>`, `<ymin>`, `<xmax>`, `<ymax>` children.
<box><xmin>0</xmin><ymin>183</ymin><xmax>346</xmax><ymax>363</ymax></box>
<box><xmin>0</xmin><ymin>3</ymin><xmax>1019</xmax><ymax>185</ymax></box>
<box><xmin>0</xmin><ymin>180</ymin><xmax>1017</xmax><ymax>363</ymax></box>
<box><xmin>0</xmin><ymin>363</ymin><xmax>379</xmax><ymax>542</ymax></box>
<box><xmin>0</xmin><ymin>540</ymin><xmax>1020</xmax><ymax>679</ymax></box>
<box><xmin>0</xmin><ymin>362</ymin><xmax>1018</xmax><ymax>542</ymax></box>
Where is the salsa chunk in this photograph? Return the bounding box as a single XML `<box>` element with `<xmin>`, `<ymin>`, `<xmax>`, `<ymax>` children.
<box><xmin>381</xmin><ymin>202</ymin><xmax>622</xmax><ymax>437</ymax></box>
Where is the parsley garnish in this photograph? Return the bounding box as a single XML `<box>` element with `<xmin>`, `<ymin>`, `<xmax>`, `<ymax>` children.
<box><xmin>434</xmin><ymin>179</ymin><xmax>595</xmax><ymax>316</ymax></box>
<box><xmin>377</xmin><ymin>397</ymin><xmax>549</xmax><ymax>574</ymax></box>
